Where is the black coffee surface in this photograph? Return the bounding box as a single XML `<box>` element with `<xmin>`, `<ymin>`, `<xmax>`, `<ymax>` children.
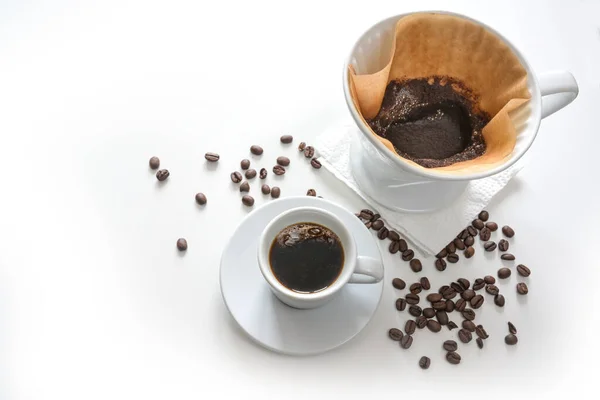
<box><xmin>269</xmin><ymin>223</ymin><xmax>344</xmax><ymax>293</ymax></box>
<box><xmin>368</xmin><ymin>77</ymin><xmax>491</xmax><ymax>168</ymax></box>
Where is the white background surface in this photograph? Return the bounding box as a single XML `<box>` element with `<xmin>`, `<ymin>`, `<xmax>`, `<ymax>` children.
<box><xmin>1</xmin><ymin>0</ymin><xmax>599</xmax><ymax>398</ymax></box>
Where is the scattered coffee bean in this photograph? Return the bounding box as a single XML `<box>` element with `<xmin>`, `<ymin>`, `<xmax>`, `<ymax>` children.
<box><xmin>445</xmin><ymin>299</ymin><xmax>455</xmax><ymax>312</ymax></box>
<box><xmin>399</xmin><ymin>239</ymin><xmax>408</xmax><ymax>252</ymax></box>
<box><xmin>419</xmin><ymin>356</ymin><xmax>431</xmax><ymax>369</ymax></box>
<box><xmin>409</xmin><ymin>283</ymin><xmax>422</xmax><ymax>294</ymax></box>
<box><xmin>473</xmin><ymin>279</ymin><xmax>485</xmax><ymax>291</ymax></box>
<box><xmin>484</xmin><ymin>241</ymin><xmax>497</xmax><ymax>251</ymax></box>
<box><xmin>245</xmin><ymin>169</ymin><xmax>257</xmax><ymax>179</ymax></box>
<box><xmin>400</xmin><ymin>334</ymin><xmax>413</xmax><ymax>349</ymax></box>
<box><xmin>423</xmin><ymin>308</ymin><xmax>436</xmax><ymax>318</ymax></box>
<box><xmin>205</xmin><ymin>152</ymin><xmax>220</xmax><ymax>162</ymax></box>
<box><xmin>435</xmin><ymin>258</ymin><xmax>447</xmax><ymax>271</ymax></box>
<box><xmin>455</xmin><ymin>298</ymin><xmax>466</xmax><ymax>312</ymax></box>
<box><xmin>438</xmin><ymin>285</ymin><xmax>449</xmax><ymax>294</ymax></box>
<box><xmin>508</xmin><ymin>322</ymin><xmax>517</xmax><ymax>334</ymax></box>
<box><xmin>461</xmin><ymin>289</ymin><xmax>475</xmax><ymax>301</ymax></box>
<box><xmin>476</xmin><ymin>338</ymin><xmax>484</xmax><ymax>349</ymax></box>
<box><xmin>479</xmin><ymin>227</ymin><xmax>491</xmax><ymax>241</ymax></box>
<box><xmin>402</xmin><ymin>249</ymin><xmax>415</xmax><ymax>261</ymax></box>
<box><xmin>280</xmin><ymin>134</ymin><xmax>293</xmax><ymax>144</ymax></box>
<box><xmin>395</xmin><ymin>298</ymin><xmax>407</xmax><ymax>311</ymax></box>
<box><xmin>458</xmin><ymin>228</ymin><xmax>469</xmax><ymax>240</ymax></box>
<box><xmin>443</xmin><ymin>340</ymin><xmax>458</xmax><ymax>352</ymax></box>
<box><xmin>454</xmin><ymin>238</ymin><xmax>466</xmax><ymax>250</ymax></box>
<box><xmin>271</xmin><ymin>186</ymin><xmax>281</xmax><ymax>198</ymax></box>
<box><xmin>472</xmin><ymin>219</ymin><xmax>484</xmax><ymax>230</ymax></box>
<box><xmin>231</xmin><ymin>171</ymin><xmax>243</xmax><ymax>183</ymax></box>
<box><xmin>432</xmin><ymin>301</ymin><xmax>446</xmax><ymax>310</ymax></box>
<box><xmin>392</xmin><ymin>278</ymin><xmax>406</xmax><ymax>290</ymax></box>
<box><xmin>306</xmin><ymin>189</ymin><xmax>316</xmax><ymax>197</ymax></box>
<box><xmin>388</xmin><ymin>231</ymin><xmax>400</xmax><ymax>242</ymax></box>
<box><xmin>446</xmin><ymin>351</ymin><xmax>461</xmax><ymax>365</ymax></box>
<box><xmin>498</xmin><ymin>267</ymin><xmax>511</xmax><ymax>279</ymax></box>
<box><xmin>494</xmin><ymin>294</ymin><xmax>505</xmax><ymax>307</ymax></box>
<box><xmin>420</xmin><ymin>277</ymin><xmax>431</xmax><ymax>290</ymax></box>
<box><xmin>470</xmin><ymin>294</ymin><xmax>483</xmax><ymax>309</ymax></box>
<box><xmin>371</xmin><ymin>213</ymin><xmax>380</xmax><ymax>222</ymax></box>
<box><xmin>457</xmin><ymin>278</ymin><xmax>470</xmax><ymax>290</ymax></box>
<box><xmin>261</xmin><ymin>184</ymin><xmax>271</xmax><ymax>195</ymax></box>
<box><xmin>241</xmin><ymin>195</ymin><xmax>254</xmax><ymax>206</ymax></box>
<box><xmin>259</xmin><ymin>168</ymin><xmax>267</xmax><ymax>179</ymax></box>
<box><xmin>176</xmin><ymin>238</ymin><xmax>187</xmax><ymax>251</ymax></box>
<box><xmin>517</xmin><ymin>264</ymin><xmax>531</xmax><ymax>277</ymax></box>
<box><xmin>303</xmin><ymin>146</ymin><xmax>315</xmax><ymax>158</ymax></box>
<box><xmin>250</xmin><ymin>145</ymin><xmax>263</xmax><ymax>155</ymax></box>
<box><xmin>447</xmin><ymin>253</ymin><xmax>459</xmax><ymax>263</ymax></box>
<box><xmin>485</xmin><ymin>284</ymin><xmax>499</xmax><ymax>295</ymax></box>
<box><xmin>416</xmin><ymin>315</ymin><xmax>428</xmax><ymax>329</ymax></box>
<box><xmin>149</xmin><ymin>156</ymin><xmax>160</xmax><ymax>169</ymax></box>
<box><xmin>195</xmin><ymin>192</ymin><xmax>207</xmax><ymax>205</ymax></box>
<box><xmin>462</xmin><ymin>320</ymin><xmax>476</xmax><ymax>332</ymax></box>
<box><xmin>451</xmin><ymin>282</ymin><xmax>465</xmax><ymax>294</ymax></box>
<box><xmin>475</xmin><ymin>325</ymin><xmax>489</xmax><ymax>339</ymax></box>
<box><xmin>502</xmin><ymin>225</ymin><xmax>515</xmax><ymax>238</ymax></box>
<box><xmin>441</xmin><ymin>287</ymin><xmax>457</xmax><ymax>300</ymax></box>
<box><xmin>156</xmin><ymin>169</ymin><xmax>170</xmax><ymax>181</ymax></box>
<box><xmin>241</xmin><ymin>159</ymin><xmax>250</xmax><ymax>170</ymax></box>
<box><xmin>516</xmin><ymin>282</ymin><xmax>529</xmax><ymax>295</ymax></box>
<box><xmin>359</xmin><ymin>209</ymin><xmax>374</xmax><ymax>220</ymax></box>
<box><xmin>484</xmin><ymin>275</ymin><xmax>496</xmax><ymax>284</ymax></box>
<box><xmin>448</xmin><ymin>321</ymin><xmax>459</xmax><ymax>330</ymax></box>
<box><xmin>467</xmin><ymin>226</ymin><xmax>478</xmax><ymax>236</ymax></box>
<box><xmin>389</xmin><ymin>241</ymin><xmax>400</xmax><ymax>254</ymax></box>
<box><xmin>409</xmin><ymin>258</ymin><xmax>422</xmax><ymax>272</ymax></box>
<box><xmin>298</xmin><ymin>142</ymin><xmax>306</xmax><ymax>151</ymax></box>
<box><xmin>501</xmin><ymin>253</ymin><xmax>515</xmax><ymax>261</ymax></box>
<box><xmin>446</xmin><ymin>242</ymin><xmax>456</xmax><ymax>254</ymax></box>
<box><xmin>273</xmin><ymin>165</ymin><xmax>286</xmax><ymax>175</ymax></box>
<box><xmin>462</xmin><ymin>309</ymin><xmax>476</xmax><ymax>321</ymax></box>
<box><xmin>427</xmin><ymin>293</ymin><xmax>443</xmax><ymax>303</ymax></box>
<box><xmin>239</xmin><ymin>181</ymin><xmax>250</xmax><ymax>192</ymax></box>
<box><xmin>310</xmin><ymin>158</ymin><xmax>322</xmax><ymax>169</ymax></box>
<box><xmin>478</xmin><ymin>210</ymin><xmax>489</xmax><ymax>221</ymax></box>
<box><xmin>486</xmin><ymin>222</ymin><xmax>498</xmax><ymax>231</ymax></box>
<box><xmin>405</xmin><ymin>293</ymin><xmax>419</xmax><ymax>305</ymax></box>
<box><xmin>389</xmin><ymin>328</ymin><xmax>403</xmax><ymax>341</ymax></box>
<box><xmin>371</xmin><ymin>220</ymin><xmax>384</xmax><ymax>230</ymax></box>
<box><xmin>498</xmin><ymin>239</ymin><xmax>509</xmax><ymax>252</ymax></box>
<box><xmin>378</xmin><ymin>227</ymin><xmax>389</xmax><ymax>240</ymax></box>
<box><xmin>464</xmin><ymin>246</ymin><xmax>475</xmax><ymax>258</ymax></box>
<box><xmin>427</xmin><ymin>320</ymin><xmax>442</xmax><ymax>333</ymax></box>
<box><xmin>405</xmin><ymin>320</ymin><xmax>417</xmax><ymax>335</ymax></box>
<box><xmin>464</xmin><ymin>236</ymin><xmax>475</xmax><ymax>246</ymax></box>
<box><xmin>436</xmin><ymin>310</ymin><xmax>449</xmax><ymax>325</ymax></box>
<box><xmin>505</xmin><ymin>334</ymin><xmax>518</xmax><ymax>345</ymax></box>
<box><xmin>276</xmin><ymin>156</ymin><xmax>290</xmax><ymax>166</ymax></box>
<box><xmin>436</xmin><ymin>248</ymin><xmax>448</xmax><ymax>258</ymax></box>
<box><xmin>458</xmin><ymin>329</ymin><xmax>472</xmax><ymax>343</ymax></box>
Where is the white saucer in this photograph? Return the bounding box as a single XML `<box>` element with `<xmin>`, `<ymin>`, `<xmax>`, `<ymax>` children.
<box><xmin>220</xmin><ymin>196</ymin><xmax>384</xmax><ymax>356</ymax></box>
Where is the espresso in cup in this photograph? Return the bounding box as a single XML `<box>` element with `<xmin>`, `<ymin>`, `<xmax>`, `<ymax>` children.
<box><xmin>269</xmin><ymin>222</ymin><xmax>344</xmax><ymax>293</ymax></box>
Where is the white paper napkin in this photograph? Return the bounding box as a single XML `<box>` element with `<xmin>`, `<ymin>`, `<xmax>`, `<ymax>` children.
<box><xmin>315</xmin><ymin>125</ymin><xmax>522</xmax><ymax>256</ymax></box>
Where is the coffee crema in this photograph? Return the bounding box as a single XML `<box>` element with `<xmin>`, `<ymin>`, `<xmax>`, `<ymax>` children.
<box><xmin>269</xmin><ymin>222</ymin><xmax>344</xmax><ymax>293</ymax></box>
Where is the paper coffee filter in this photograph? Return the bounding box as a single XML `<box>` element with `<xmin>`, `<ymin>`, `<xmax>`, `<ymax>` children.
<box><xmin>349</xmin><ymin>13</ymin><xmax>531</xmax><ymax>174</ymax></box>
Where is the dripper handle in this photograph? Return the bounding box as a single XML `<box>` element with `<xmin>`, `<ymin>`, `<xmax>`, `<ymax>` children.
<box><xmin>538</xmin><ymin>71</ymin><xmax>578</xmax><ymax>119</ymax></box>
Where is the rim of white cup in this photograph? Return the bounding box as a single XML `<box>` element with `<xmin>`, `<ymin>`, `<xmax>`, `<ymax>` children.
<box><xmin>342</xmin><ymin>10</ymin><xmax>542</xmax><ymax>181</ymax></box>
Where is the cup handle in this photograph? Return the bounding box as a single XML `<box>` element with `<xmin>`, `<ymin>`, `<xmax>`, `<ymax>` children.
<box><xmin>538</xmin><ymin>71</ymin><xmax>578</xmax><ymax>119</ymax></box>
<box><xmin>348</xmin><ymin>256</ymin><xmax>384</xmax><ymax>284</ymax></box>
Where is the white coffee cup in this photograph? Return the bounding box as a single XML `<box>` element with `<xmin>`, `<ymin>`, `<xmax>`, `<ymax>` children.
<box><xmin>257</xmin><ymin>206</ymin><xmax>383</xmax><ymax>309</ymax></box>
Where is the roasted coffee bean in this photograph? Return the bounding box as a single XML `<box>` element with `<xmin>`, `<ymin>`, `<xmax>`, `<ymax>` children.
<box><xmin>446</xmin><ymin>351</ymin><xmax>461</xmax><ymax>364</ymax></box>
<box><xmin>409</xmin><ymin>283</ymin><xmax>422</xmax><ymax>294</ymax></box>
<box><xmin>458</xmin><ymin>329</ymin><xmax>472</xmax><ymax>343</ymax></box>
<box><xmin>280</xmin><ymin>134</ymin><xmax>293</xmax><ymax>144</ymax></box>
<box><xmin>298</xmin><ymin>142</ymin><xmax>306</xmax><ymax>151</ymax></box>
<box><xmin>195</xmin><ymin>192</ymin><xmax>207</xmax><ymax>205</ymax></box>
<box><xmin>472</xmin><ymin>219</ymin><xmax>485</xmax><ymax>230</ymax></box>
<box><xmin>476</xmin><ymin>338</ymin><xmax>484</xmax><ymax>349</ymax></box>
<box><xmin>240</xmin><ymin>159</ymin><xmax>250</xmax><ymax>170</ymax></box>
<box><xmin>443</xmin><ymin>340</ymin><xmax>458</xmax><ymax>352</ymax></box>
<box><xmin>464</xmin><ymin>246</ymin><xmax>475</xmax><ymax>258</ymax></box>
<box><xmin>479</xmin><ymin>227</ymin><xmax>491</xmax><ymax>241</ymax></box>
<box><xmin>448</xmin><ymin>321</ymin><xmax>458</xmax><ymax>330</ymax></box>
<box><xmin>457</xmin><ymin>278</ymin><xmax>470</xmax><ymax>290</ymax></box>
<box><xmin>435</xmin><ymin>258</ymin><xmax>447</xmax><ymax>271</ymax></box>
<box><xmin>261</xmin><ymin>184</ymin><xmax>271</xmax><ymax>195</ymax></box>
<box><xmin>405</xmin><ymin>293</ymin><xmax>420</xmax><ymax>305</ymax></box>
<box><xmin>432</xmin><ymin>301</ymin><xmax>446</xmax><ymax>310</ymax></box>
<box><xmin>176</xmin><ymin>238</ymin><xmax>187</xmax><ymax>251</ymax></box>
<box><xmin>416</xmin><ymin>315</ymin><xmax>428</xmax><ymax>329</ymax></box>
<box><xmin>392</xmin><ymin>278</ymin><xmax>406</xmax><ymax>290</ymax></box>
<box><xmin>149</xmin><ymin>156</ymin><xmax>160</xmax><ymax>169</ymax></box>
<box><xmin>371</xmin><ymin>213</ymin><xmax>380</xmax><ymax>222</ymax></box>
<box><xmin>420</xmin><ymin>277</ymin><xmax>431</xmax><ymax>290</ymax></box>
<box><xmin>502</xmin><ymin>225</ymin><xmax>515</xmax><ymax>238</ymax></box>
<box><xmin>445</xmin><ymin>299</ymin><xmax>455</xmax><ymax>313</ymax></box>
<box><xmin>365</xmin><ymin>222</ymin><xmax>373</xmax><ymax>229</ymax></box>
<box><xmin>486</xmin><ymin>222</ymin><xmax>498</xmax><ymax>231</ymax></box>
<box><xmin>517</xmin><ymin>264</ymin><xmax>531</xmax><ymax>277</ymax></box>
<box><xmin>441</xmin><ymin>287</ymin><xmax>457</xmax><ymax>300</ymax></box>
<box><xmin>409</xmin><ymin>258</ymin><xmax>422</xmax><ymax>272</ymax></box>
<box><xmin>276</xmin><ymin>156</ymin><xmax>290</xmax><ymax>166</ymax></box>
<box><xmin>505</xmin><ymin>334</ymin><xmax>518</xmax><ymax>345</ymax></box>
<box><xmin>398</xmin><ymin>239</ymin><xmax>408</xmax><ymax>252</ymax></box>
<box><xmin>454</xmin><ymin>238</ymin><xmax>466</xmax><ymax>250</ymax></box>
<box><xmin>473</xmin><ymin>278</ymin><xmax>485</xmax><ymax>291</ymax></box>
<box><xmin>231</xmin><ymin>171</ymin><xmax>243</xmax><ymax>183</ymax></box>
<box><xmin>508</xmin><ymin>322</ymin><xmax>517</xmax><ymax>334</ymax></box>
<box><xmin>360</xmin><ymin>209</ymin><xmax>374</xmax><ymax>220</ymax></box>
<box><xmin>241</xmin><ymin>195</ymin><xmax>254</xmax><ymax>206</ymax></box>
<box><xmin>458</xmin><ymin>229</ymin><xmax>469</xmax><ymax>240</ymax></box>
<box><xmin>310</xmin><ymin>158</ymin><xmax>322</xmax><ymax>169</ymax></box>
<box><xmin>259</xmin><ymin>168</ymin><xmax>267</xmax><ymax>179</ymax></box>
<box><xmin>371</xmin><ymin>219</ymin><xmax>384</xmax><ymax>230</ymax></box>
<box><xmin>436</xmin><ymin>311</ymin><xmax>449</xmax><ymax>325</ymax></box>
<box><xmin>455</xmin><ymin>298</ymin><xmax>467</xmax><ymax>312</ymax></box>
<box><xmin>156</xmin><ymin>169</ymin><xmax>170</xmax><ymax>181</ymax></box>
<box><xmin>447</xmin><ymin>253</ymin><xmax>459</xmax><ymax>263</ymax></box>
<box><xmin>498</xmin><ymin>239</ymin><xmax>509</xmax><ymax>252</ymax></box>
<box><xmin>427</xmin><ymin>293</ymin><xmax>443</xmax><ymax>303</ymax></box>
<box><xmin>405</xmin><ymin>319</ymin><xmax>417</xmax><ymax>335</ymax></box>
<box><xmin>427</xmin><ymin>319</ymin><xmax>442</xmax><ymax>333</ymax></box>
<box><xmin>446</xmin><ymin>242</ymin><xmax>456</xmax><ymax>254</ymax></box>
<box><xmin>461</xmin><ymin>289</ymin><xmax>475</xmax><ymax>301</ymax></box>
<box><xmin>485</xmin><ymin>284</ymin><xmax>499</xmax><ymax>295</ymax></box>
<box><xmin>378</xmin><ymin>227</ymin><xmax>389</xmax><ymax>240</ymax></box>
<box><xmin>389</xmin><ymin>241</ymin><xmax>400</xmax><ymax>254</ymax></box>
<box><xmin>484</xmin><ymin>241</ymin><xmax>497</xmax><ymax>252</ymax></box>
<box><xmin>494</xmin><ymin>294</ymin><xmax>505</xmax><ymax>307</ymax></box>
<box><xmin>501</xmin><ymin>253</ymin><xmax>516</xmax><ymax>261</ymax></box>
<box><xmin>303</xmin><ymin>146</ymin><xmax>315</xmax><ymax>158</ymax></box>
<box><xmin>239</xmin><ymin>181</ymin><xmax>250</xmax><ymax>192</ymax></box>
<box><xmin>400</xmin><ymin>335</ymin><xmax>413</xmax><ymax>349</ymax></box>
<box><xmin>475</xmin><ymin>325</ymin><xmax>489</xmax><ymax>339</ymax></box>
<box><xmin>467</xmin><ymin>226</ymin><xmax>478</xmax><ymax>236</ymax></box>
<box><xmin>451</xmin><ymin>282</ymin><xmax>465</xmax><ymax>294</ymax></box>
<box><xmin>462</xmin><ymin>309</ymin><xmax>476</xmax><ymax>321</ymax></box>
<box><xmin>423</xmin><ymin>308</ymin><xmax>436</xmax><ymax>318</ymax></box>
<box><xmin>273</xmin><ymin>165</ymin><xmax>286</xmax><ymax>175</ymax></box>
<box><xmin>478</xmin><ymin>210</ymin><xmax>489</xmax><ymax>221</ymax></box>
<box><xmin>484</xmin><ymin>275</ymin><xmax>496</xmax><ymax>284</ymax></box>
<box><xmin>271</xmin><ymin>186</ymin><xmax>281</xmax><ymax>198</ymax></box>
<box><xmin>438</xmin><ymin>285</ymin><xmax>449</xmax><ymax>294</ymax></box>
<box><xmin>470</xmin><ymin>295</ymin><xmax>484</xmax><ymax>309</ymax></box>
<box><xmin>402</xmin><ymin>249</ymin><xmax>415</xmax><ymax>261</ymax></box>
<box><xmin>388</xmin><ymin>231</ymin><xmax>400</xmax><ymax>242</ymax></box>
<box><xmin>395</xmin><ymin>298</ymin><xmax>407</xmax><ymax>311</ymax></box>
<box><xmin>306</xmin><ymin>189</ymin><xmax>316</xmax><ymax>197</ymax></box>
<box><xmin>419</xmin><ymin>356</ymin><xmax>431</xmax><ymax>369</ymax></box>
<box><xmin>516</xmin><ymin>282</ymin><xmax>529</xmax><ymax>295</ymax></box>
<box><xmin>436</xmin><ymin>248</ymin><xmax>448</xmax><ymax>258</ymax></box>
<box><xmin>205</xmin><ymin>152</ymin><xmax>220</xmax><ymax>162</ymax></box>
<box><xmin>250</xmin><ymin>145</ymin><xmax>263</xmax><ymax>155</ymax></box>
<box><xmin>498</xmin><ymin>267</ymin><xmax>511</xmax><ymax>279</ymax></box>
<box><xmin>462</xmin><ymin>320</ymin><xmax>476</xmax><ymax>332</ymax></box>
<box><xmin>464</xmin><ymin>236</ymin><xmax>475</xmax><ymax>246</ymax></box>
<box><xmin>388</xmin><ymin>328</ymin><xmax>403</xmax><ymax>341</ymax></box>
